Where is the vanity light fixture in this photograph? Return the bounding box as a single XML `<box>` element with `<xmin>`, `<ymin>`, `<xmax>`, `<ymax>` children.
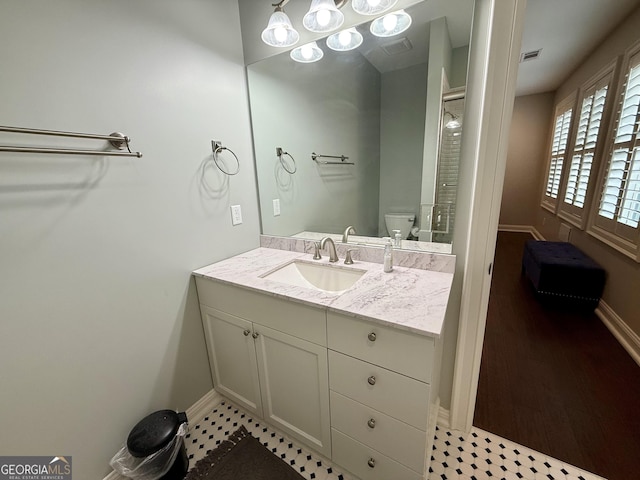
<box><xmin>351</xmin><ymin>0</ymin><xmax>397</xmax><ymax>16</ymax></box>
<box><xmin>262</xmin><ymin>2</ymin><xmax>300</xmax><ymax>47</ymax></box>
<box><xmin>290</xmin><ymin>41</ymin><xmax>324</xmax><ymax>63</ymax></box>
<box><xmin>370</xmin><ymin>9</ymin><xmax>412</xmax><ymax>37</ymax></box>
<box><xmin>443</xmin><ymin>110</ymin><xmax>462</xmax><ymax>129</ymax></box>
<box><xmin>326</xmin><ymin>27</ymin><xmax>363</xmax><ymax>51</ymax></box>
<box><xmin>303</xmin><ymin>0</ymin><xmax>344</xmax><ymax>33</ymax></box>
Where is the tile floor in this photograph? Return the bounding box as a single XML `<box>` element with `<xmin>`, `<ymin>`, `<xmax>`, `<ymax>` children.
<box><xmin>184</xmin><ymin>399</ymin><xmax>606</xmax><ymax>480</ymax></box>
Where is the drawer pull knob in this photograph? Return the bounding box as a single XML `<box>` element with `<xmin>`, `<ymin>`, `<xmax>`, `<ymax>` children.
<box><xmin>367</xmin><ymin>418</ymin><xmax>376</xmax><ymax>429</ymax></box>
<box><xmin>367</xmin><ymin>375</ymin><xmax>376</xmax><ymax>386</ymax></box>
<box><xmin>368</xmin><ymin>332</ymin><xmax>377</xmax><ymax>342</ymax></box>
<box><xmin>367</xmin><ymin>458</ymin><xmax>376</xmax><ymax>468</ymax></box>
<box><xmin>243</xmin><ymin>329</ymin><xmax>251</xmax><ymax>336</ymax></box>
<box><xmin>252</xmin><ymin>332</ymin><xmax>259</xmax><ymax>339</ymax></box>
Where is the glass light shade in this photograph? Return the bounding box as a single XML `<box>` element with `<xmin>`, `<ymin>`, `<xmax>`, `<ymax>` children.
<box><xmin>290</xmin><ymin>42</ymin><xmax>324</xmax><ymax>63</ymax></box>
<box><xmin>351</xmin><ymin>0</ymin><xmax>397</xmax><ymax>16</ymax></box>
<box><xmin>444</xmin><ymin>110</ymin><xmax>462</xmax><ymax>129</ymax></box>
<box><xmin>326</xmin><ymin>28</ymin><xmax>363</xmax><ymax>51</ymax></box>
<box><xmin>445</xmin><ymin>117</ymin><xmax>461</xmax><ymax>129</ymax></box>
<box><xmin>303</xmin><ymin>0</ymin><xmax>344</xmax><ymax>33</ymax></box>
<box><xmin>370</xmin><ymin>9</ymin><xmax>412</xmax><ymax>37</ymax></box>
<box><xmin>261</xmin><ymin>10</ymin><xmax>300</xmax><ymax>47</ymax></box>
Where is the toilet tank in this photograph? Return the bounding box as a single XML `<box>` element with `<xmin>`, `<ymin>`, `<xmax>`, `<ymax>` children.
<box><xmin>384</xmin><ymin>214</ymin><xmax>415</xmax><ymax>239</ymax></box>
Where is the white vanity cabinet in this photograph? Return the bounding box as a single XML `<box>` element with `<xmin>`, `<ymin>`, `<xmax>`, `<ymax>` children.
<box><xmin>194</xmin><ymin>255</ymin><xmax>448</xmax><ymax>480</ymax></box>
<box><xmin>327</xmin><ymin>311</ymin><xmax>442</xmax><ymax>480</ymax></box>
<box><xmin>195</xmin><ymin>278</ymin><xmax>332</xmax><ymax>457</ymax></box>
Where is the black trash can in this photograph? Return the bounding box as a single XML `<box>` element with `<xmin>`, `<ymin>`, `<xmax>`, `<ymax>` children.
<box><xmin>126</xmin><ymin>410</ymin><xmax>189</xmax><ymax>480</ymax></box>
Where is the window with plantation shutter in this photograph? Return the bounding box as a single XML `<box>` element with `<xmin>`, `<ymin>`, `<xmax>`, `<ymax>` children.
<box><xmin>599</xmin><ymin>61</ymin><xmax>640</xmax><ymax>226</ymax></box>
<box><xmin>541</xmin><ymin>94</ymin><xmax>575</xmax><ymax>212</ymax></box>
<box><xmin>589</xmin><ymin>41</ymin><xmax>640</xmax><ymax>260</ymax></box>
<box><xmin>558</xmin><ymin>62</ymin><xmax>616</xmax><ymax>228</ymax></box>
<box><xmin>565</xmin><ymin>87</ymin><xmax>607</xmax><ymax>207</ymax></box>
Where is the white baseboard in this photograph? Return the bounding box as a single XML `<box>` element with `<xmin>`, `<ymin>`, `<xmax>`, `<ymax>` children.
<box><xmin>186</xmin><ymin>389</ymin><xmax>223</xmax><ymax>427</ymax></box>
<box><xmin>437</xmin><ymin>406</ymin><xmax>451</xmax><ymax>429</ymax></box>
<box><xmin>498</xmin><ymin>224</ymin><xmax>545</xmax><ymax>240</ymax></box>
<box><xmin>531</xmin><ymin>227</ymin><xmax>544</xmax><ymax>240</ymax></box>
<box><xmin>103</xmin><ymin>389</ymin><xmax>222</xmax><ymax>480</ymax></box>
<box><xmin>595</xmin><ymin>300</ymin><xmax>640</xmax><ymax>367</ymax></box>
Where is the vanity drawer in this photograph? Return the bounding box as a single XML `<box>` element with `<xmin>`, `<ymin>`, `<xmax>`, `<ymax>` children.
<box><xmin>327</xmin><ymin>311</ymin><xmax>434</xmax><ymax>383</ymax></box>
<box><xmin>329</xmin><ymin>351</ymin><xmax>429</xmax><ymax>430</ymax></box>
<box><xmin>330</xmin><ymin>391</ymin><xmax>426</xmax><ymax>474</ymax></box>
<box><xmin>332</xmin><ymin>429</ymin><xmax>423</xmax><ymax>480</ymax></box>
<box><xmin>195</xmin><ymin>277</ymin><xmax>326</xmax><ymax>346</ymax></box>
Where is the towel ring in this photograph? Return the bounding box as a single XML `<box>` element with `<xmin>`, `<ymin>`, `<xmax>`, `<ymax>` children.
<box><xmin>211</xmin><ymin>140</ymin><xmax>240</xmax><ymax>176</ymax></box>
<box><xmin>276</xmin><ymin>147</ymin><xmax>297</xmax><ymax>174</ymax></box>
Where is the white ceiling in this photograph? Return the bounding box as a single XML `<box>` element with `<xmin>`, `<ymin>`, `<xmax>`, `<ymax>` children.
<box><xmin>516</xmin><ymin>0</ymin><xmax>639</xmax><ymax>96</ymax></box>
<box><xmin>389</xmin><ymin>0</ymin><xmax>640</xmax><ymax>96</ymax></box>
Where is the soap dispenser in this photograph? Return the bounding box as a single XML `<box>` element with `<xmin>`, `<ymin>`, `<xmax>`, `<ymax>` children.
<box><xmin>392</xmin><ymin>229</ymin><xmax>402</xmax><ymax>247</ymax></box>
<box><xmin>383</xmin><ymin>237</ymin><xmax>393</xmax><ymax>273</ymax></box>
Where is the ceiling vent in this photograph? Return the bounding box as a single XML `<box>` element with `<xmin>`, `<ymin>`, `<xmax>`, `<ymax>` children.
<box><xmin>520</xmin><ymin>49</ymin><xmax>542</xmax><ymax>63</ymax></box>
<box><xmin>381</xmin><ymin>37</ymin><xmax>413</xmax><ymax>56</ymax></box>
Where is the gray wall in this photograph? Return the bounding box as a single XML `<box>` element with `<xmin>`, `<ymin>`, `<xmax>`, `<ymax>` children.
<box><xmin>0</xmin><ymin>1</ymin><xmax>260</xmax><ymax>478</ymax></box>
<box><xmin>378</xmin><ymin>63</ymin><xmax>428</xmax><ymax>235</ymax></box>
<box><xmin>249</xmin><ymin>50</ymin><xmax>381</xmax><ymax>237</ymax></box>
<box><xmin>451</xmin><ymin>46</ymin><xmax>470</xmax><ymax>88</ymax></box>
<box><xmin>500</xmin><ymin>93</ymin><xmax>554</xmax><ymax>226</ymax></box>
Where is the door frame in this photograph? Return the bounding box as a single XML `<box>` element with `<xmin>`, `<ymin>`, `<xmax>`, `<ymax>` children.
<box><xmin>448</xmin><ymin>0</ymin><xmax>528</xmax><ymax>431</ymax></box>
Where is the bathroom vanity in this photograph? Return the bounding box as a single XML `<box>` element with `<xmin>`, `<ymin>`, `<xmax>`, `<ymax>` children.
<box><xmin>193</xmin><ymin>241</ymin><xmax>454</xmax><ymax>480</ymax></box>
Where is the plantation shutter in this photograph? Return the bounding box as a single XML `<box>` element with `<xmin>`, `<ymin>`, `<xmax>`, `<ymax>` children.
<box><xmin>545</xmin><ymin>109</ymin><xmax>573</xmax><ymax>199</ymax></box>
<box><xmin>541</xmin><ymin>95</ymin><xmax>575</xmax><ymax>217</ymax></box>
<box><xmin>598</xmin><ymin>55</ymin><xmax>640</xmax><ymax>229</ymax></box>
<box><xmin>564</xmin><ymin>84</ymin><xmax>609</xmax><ymax>208</ymax></box>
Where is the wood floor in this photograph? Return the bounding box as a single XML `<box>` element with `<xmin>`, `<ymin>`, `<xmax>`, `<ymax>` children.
<box><xmin>474</xmin><ymin>231</ymin><xmax>640</xmax><ymax>480</ymax></box>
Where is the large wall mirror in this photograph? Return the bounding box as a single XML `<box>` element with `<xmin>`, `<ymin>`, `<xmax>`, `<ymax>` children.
<box><xmin>245</xmin><ymin>0</ymin><xmax>472</xmax><ymax>253</ymax></box>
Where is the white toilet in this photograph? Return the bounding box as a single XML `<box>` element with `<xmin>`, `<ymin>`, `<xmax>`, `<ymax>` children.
<box><xmin>384</xmin><ymin>213</ymin><xmax>416</xmax><ymax>239</ymax></box>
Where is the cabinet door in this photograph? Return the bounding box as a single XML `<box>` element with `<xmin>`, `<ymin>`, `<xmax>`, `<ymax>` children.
<box><xmin>201</xmin><ymin>306</ymin><xmax>263</xmax><ymax>418</ymax></box>
<box><xmin>254</xmin><ymin>324</ymin><xmax>331</xmax><ymax>457</ymax></box>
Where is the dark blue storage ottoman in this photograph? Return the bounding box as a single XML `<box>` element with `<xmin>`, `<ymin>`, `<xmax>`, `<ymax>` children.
<box><xmin>522</xmin><ymin>240</ymin><xmax>606</xmax><ymax>310</ymax></box>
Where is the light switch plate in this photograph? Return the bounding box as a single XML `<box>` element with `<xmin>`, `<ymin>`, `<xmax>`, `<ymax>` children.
<box><xmin>231</xmin><ymin>205</ymin><xmax>242</xmax><ymax>225</ymax></box>
<box><xmin>273</xmin><ymin>199</ymin><xmax>281</xmax><ymax>216</ymax></box>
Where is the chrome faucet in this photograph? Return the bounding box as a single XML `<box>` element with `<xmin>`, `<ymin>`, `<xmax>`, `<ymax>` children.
<box><xmin>342</xmin><ymin>225</ymin><xmax>356</xmax><ymax>243</ymax></box>
<box><xmin>320</xmin><ymin>237</ymin><xmax>339</xmax><ymax>263</ymax></box>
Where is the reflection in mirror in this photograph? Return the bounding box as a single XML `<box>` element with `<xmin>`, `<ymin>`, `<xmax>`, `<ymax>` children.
<box><xmin>247</xmin><ymin>0</ymin><xmax>472</xmax><ymax>253</ymax></box>
<box><xmin>426</xmin><ymin>93</ymin><xmax>465</xmax><ymax>244</ymax></box>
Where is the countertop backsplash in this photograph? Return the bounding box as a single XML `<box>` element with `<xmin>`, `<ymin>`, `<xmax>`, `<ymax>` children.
<box><xmin>260</xmin><ymin>235</ymin><xmax>456</xmax><ymax>274</ymax></box>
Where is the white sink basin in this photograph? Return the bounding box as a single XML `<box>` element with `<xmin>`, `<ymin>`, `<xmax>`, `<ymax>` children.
<box><xmin>261</xmin><ymin>260</ymin><xmax>366</xmax><ymax>292</ymax></box>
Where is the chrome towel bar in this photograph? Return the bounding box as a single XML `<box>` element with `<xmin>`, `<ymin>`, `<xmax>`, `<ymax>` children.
<box><xmin>0</xmin><ymin>125</ymin><xmax>143</xmax><ymax>158</ymax></box>
<box><xmin>311</xmin><ymin>152</ymin><xmax>354</xmax><ymax>165</ymax></box>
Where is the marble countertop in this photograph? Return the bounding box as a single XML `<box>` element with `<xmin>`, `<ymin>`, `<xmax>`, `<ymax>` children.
<box><xmin>193</xmin><ymin>247</ymin><xmax>453</xmax><ymax>338</ymax></box>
